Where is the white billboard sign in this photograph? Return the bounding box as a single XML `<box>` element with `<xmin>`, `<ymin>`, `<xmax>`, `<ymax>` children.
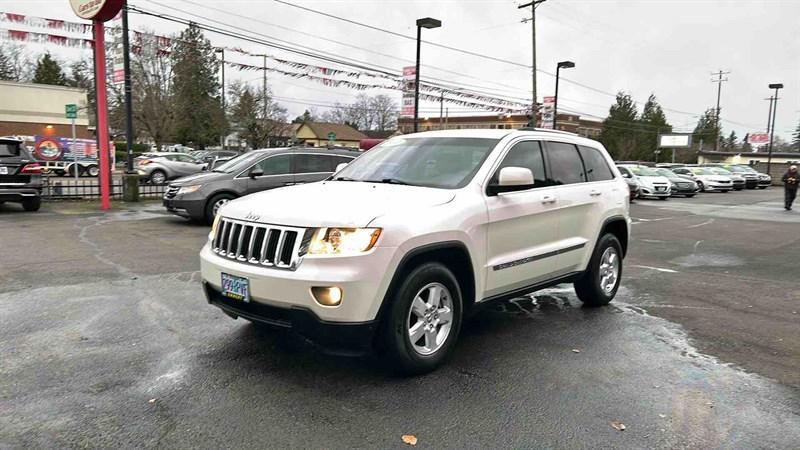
<box><xmin>658</xmin><ymin>134</ymin><xmax>691</xmax><ymax>148</ymax></box>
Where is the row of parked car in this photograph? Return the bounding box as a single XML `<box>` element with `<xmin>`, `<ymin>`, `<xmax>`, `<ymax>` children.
<box><xmin>134</xmin><ymin>150</ymin><xmax>241</xmax><ymax>184</ymax></box>
<box><xmin>616</xmin><ymin>162</ymin><xmax>771</xmax><ymax>200</ymax></box>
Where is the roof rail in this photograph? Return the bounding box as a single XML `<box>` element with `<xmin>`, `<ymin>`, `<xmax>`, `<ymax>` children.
<box><xmin>517</xmin><ymin>127</ymin><xmax>578</xmax><ymax>136</ymax></box>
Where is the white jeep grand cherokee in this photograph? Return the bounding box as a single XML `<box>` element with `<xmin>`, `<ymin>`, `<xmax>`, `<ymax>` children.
<box><xmin>200</xmin><ymin>129</ymin><xmax>631</xmax><ymax>374</ymax></box>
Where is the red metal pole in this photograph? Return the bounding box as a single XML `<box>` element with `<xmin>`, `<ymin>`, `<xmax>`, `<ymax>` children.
<box><xmin>93</xmin><ymin>21</ymin><xmax>111</xmax><ymax>210</ymax></box>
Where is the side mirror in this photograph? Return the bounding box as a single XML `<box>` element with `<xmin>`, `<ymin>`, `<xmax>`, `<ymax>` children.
<box><xmin>488</xmin><ymin>167</ymin><xmax>535</xmax><ymax>196</ymax></box>
<box><xmin>335</xmin><ymin>162</ymin><xmax>348</xmax><ymax>173</ymax></box>
<box><xmin>249</xmin><ymin>167</ymin><xmax>264</xmax><ymax>179</ymax></box>
<box><xmin>201</xmin><ymin>165</ymin><xmax>208</xmax><ymax>171</ymax></box>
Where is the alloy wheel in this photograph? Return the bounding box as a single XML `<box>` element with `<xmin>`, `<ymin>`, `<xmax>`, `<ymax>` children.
<box><xmin>599</xmin><ymin>247</ymin><xmax>620</xmax><ymax>295</ymax></box>
<box><xmin>406</xmin><ymin>282</ymin><xmax>454</xmax><ymax>356</ymax></box>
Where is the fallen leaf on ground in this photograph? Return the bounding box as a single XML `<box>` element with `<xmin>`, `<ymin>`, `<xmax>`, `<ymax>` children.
<box><xmin>658</xmin><ymin>414</ymin><xmax>666</xmax><ymax>419</ymax></box>
<box><xmin>401</xmin><ymin>435</ymin><xmax>418</xmax><ymax>446</ymax></box>
<box><xmin>148</xmin><ymin>398</ymin><xmax>157</xmax><ymax>404</ymax></box>
<box><xmin>571</xmin><ymin>349</ymin><xmax>581</xmax><ymax>353</ymax></box>
<box><xmin>611</xmin><ymin>421</ymin><xmax>626</xmax><ymax>431</ymax></box>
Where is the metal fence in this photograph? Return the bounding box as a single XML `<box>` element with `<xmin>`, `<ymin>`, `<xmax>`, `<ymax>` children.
<box><xmin>41</xmin><ymin>176</ymin><xmax>168</xmax><ymax>200</ymax></box>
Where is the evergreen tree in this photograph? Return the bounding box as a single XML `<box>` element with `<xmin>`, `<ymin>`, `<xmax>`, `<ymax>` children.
<box><xmin>32</xmin><ymin>53</ymin><xmax>67</xmax><ymax>86</ymax></box>
<box><xmin>723</xmin><ymin>130</ymin><xmax>738</xmax><ymax>150</ymax></box>
<box><xmin>171</xmin><ymin>25</ymin><xmax>227</xmax><ymax>148</ymax></box>
<box><xmin>741</xmin><ymin>133</ymin><xmax>752</xmax><ymax>153</ymax></box>
<box><xmin>792</xmin><ymin>120</ymin><xmax>800</xmax><ymax>151</ymax></box>
<box><xmin>599</xmin><ymin>92</ymin><xmax>639</xmax><ymax>160</ymax></box>
<box><xmin>293</xmin><ymin>109</ymin><xmax>314</xmax><ymax>124</ymax></box>
<box><xmin>693</xmin><ymin>108</ymin><xmax>721</xmax><ymax>151</ymax></box>
<box><xmin>637</xmin><ymin>94</ymin><xmax>671</xmax><ymax>159</ymax></box>
<box><xmin>229</xmin><ymin>82</ymin><xmax>288</xmax><ymax>149</ymax></box>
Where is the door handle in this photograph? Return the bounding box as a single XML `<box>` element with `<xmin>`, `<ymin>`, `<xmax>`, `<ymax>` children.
<box><xmin>590</xmin><ymin>190</ymin><xmax>602</xmax><ymax>196</ymax></box>
<box><xmin>541</xmin><ymin>194</ymin><xmax>556</xmax><ymax>204</ymax></box>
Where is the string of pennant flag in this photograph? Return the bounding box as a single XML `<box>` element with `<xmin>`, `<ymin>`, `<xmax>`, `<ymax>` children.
<box><xmin>0</xmin><ymin>10</ymin><xmax>525</xmax><ymax>112</ymax></box>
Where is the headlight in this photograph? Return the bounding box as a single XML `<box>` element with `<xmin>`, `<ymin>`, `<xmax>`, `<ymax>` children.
<box><xmin>307</xmin><ymin>228</ymin><xmax>381</xmax><ymax>256</ymax></box>
<box><xmin>177</xmin><ymin>185</ymin><xmax>202</xmax><ymax>195</ymax></box>
<box><xmin>209</xmin><ymin>214</ymin><xmax>221</xmax><ymax>241</ymax></box>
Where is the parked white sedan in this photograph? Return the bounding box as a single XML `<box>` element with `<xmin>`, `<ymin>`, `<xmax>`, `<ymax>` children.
<box><xmin>673</xmin><ymin>167</ymin><xmax>733</xmax><ymax>192</ymax></box>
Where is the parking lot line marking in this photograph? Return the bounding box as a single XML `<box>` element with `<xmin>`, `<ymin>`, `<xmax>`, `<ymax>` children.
<box><xmin>630</xmin><ymin>265</ymin><xmax>679</xmax><ymax>273</ymax></box>
<box><xmin>687</xmin><ymin>219</ymin><xmax>715</xmax><ymax>229</ymax></box>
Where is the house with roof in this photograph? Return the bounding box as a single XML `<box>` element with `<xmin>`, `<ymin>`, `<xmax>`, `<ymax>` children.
<box><xmin>294</xmin><ymin>122</ymin><xmax>368</xmax><ymax>149</ymax></box>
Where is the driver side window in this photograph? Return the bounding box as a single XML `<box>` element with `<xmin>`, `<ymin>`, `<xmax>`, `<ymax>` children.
<box><xmin>490</xmin><ymin>141</ymin><xmax>546</xmax><ymax>187</ymax></box>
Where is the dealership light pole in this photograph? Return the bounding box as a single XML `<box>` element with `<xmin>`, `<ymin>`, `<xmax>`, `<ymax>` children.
<box><xmin>553</xmin><ymin>60</ymin><xmax>574</xmax><ymax>130</ymax></box>
<box><xmin>765</xmin><ymin>96</ymin><xmax>775</xmax><ymax>133</ymax></box>
<box><xmin>414</xmin><ymin>17</ymin><xmax>441</xmax><ymax>133</ymax></box>
<box><xmin>766</xmin><ymin>83</ymin><xmax>783</xmax><ymax>174</ymax></box>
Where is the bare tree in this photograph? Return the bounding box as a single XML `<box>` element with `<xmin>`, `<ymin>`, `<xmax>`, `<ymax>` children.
<box><xmin>320</xmin><ymin>93</ymin><xmax>398</xmax><ymax>131</ymax></box>
<box><xmin>369</xmin><ymin>94</ymin><xmax>398</xmax><ymax>131</ymax></box>
<box><xmin>0</xmin><ymin>42</ymin><xmax>32</xmax><ymax>82</ymax></box>
<box><xmin>130</xmin><ymin>34</ymin><xmax>176</xmax><ymax>151</ymax></box>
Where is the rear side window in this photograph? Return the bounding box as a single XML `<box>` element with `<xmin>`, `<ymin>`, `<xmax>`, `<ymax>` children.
<box><xmin>254</xmin><ymin>154</ymin><xmax>292</xmax><ymax>176</ymax></box>
<box><xmin>578</xmin><ymin>145</ymin><xmax>614</xmax><ymax>181</ymax></box>
<box><xmin>490</xmin><ymin>141</ymin><xmax>546</xmax><ymax>186</ymax></box>
<box><xmin>295</xmin><ymin>153</ymin><xmax>335</xmax><ymax>173</ymax></box>
<box><xmin>545</xmin><ymin>141</ymin><xmax>585</xmax><ymax>185</ymax></box>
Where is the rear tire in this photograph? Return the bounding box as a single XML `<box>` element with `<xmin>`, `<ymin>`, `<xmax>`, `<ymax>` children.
<box><xmin>22</xmin><ymin>197</ymin><xmax>41</xmax><ymax>212</ymax></box>
<box><xmin>574</xmin><ymin>234</ymin><xmax>622</xmax><ymax>307</ymax></box>
<box><xmin>379</xmin><ymin>262</ymin><xmax>463</xmax><ymax>375</ymax></box>
<box><xmin>86</xmin><ymin>165</ymin><xmax>100</xmax><ymax>177</ymax></box>
<box><xmin>697</xmin><ymin>181</ymin><xmax>705</xmax><ymax>192</ymax></box>
<box><xmin>658</xmin><ymin>196</ymin><xmax>668</xmax><ymax>200</ymax></box>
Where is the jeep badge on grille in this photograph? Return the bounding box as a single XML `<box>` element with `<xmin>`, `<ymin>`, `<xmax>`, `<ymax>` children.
<box><xmin>245</xmin><ymin>212</ymin><xmax>261</xmax><ymax>221</ymax></box>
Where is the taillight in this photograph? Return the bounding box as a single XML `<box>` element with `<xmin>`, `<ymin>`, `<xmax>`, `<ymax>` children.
<box><xmin>138</xmin><ymin>159</ymin><xmax>152</xmax><ymax>166</ymax></box>
<box><xmin>21</xmin><ymin>163</ymin><xmax>43</xmax><ymax>174</ymax></box>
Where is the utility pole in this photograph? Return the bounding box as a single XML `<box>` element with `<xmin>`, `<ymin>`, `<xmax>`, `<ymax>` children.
<box><xmin>121</xmin><ymin>0</ymin><xmax>134</xmax><ymax>173</ymax></box>
<box><xmin>217</xmin><ymin>48</ymin><xmax>225</xmax><ymax>149</ymax></box>
<box><xmin>711</xmin><ymin>70</ymin><xmax>730</xmax><ymax>151</ymax></box>
<box><xmin>439</xmin><ymin>91</ymin><xmax>444</xmax><ymax>130</ymax></box>
<box><xmin>519</xmin><ymin>0</ymin><xmax>546</xmax><ymax>127</ymax></box>
<box><xmin>766</xmin><ymin>83</ymin><xmax>784</xmax><ymax>174</ymax></box>
<box><xmin>263</xmin><ymin>54</ymin><xmax>269</xmax><ymax>147</ymax></box>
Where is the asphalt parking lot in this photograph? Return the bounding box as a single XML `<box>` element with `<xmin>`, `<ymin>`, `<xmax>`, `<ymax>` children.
<box><xmin>1</xmin><ymin>189</ymin><xmax>799</xmax><ymax>448</ymax></box>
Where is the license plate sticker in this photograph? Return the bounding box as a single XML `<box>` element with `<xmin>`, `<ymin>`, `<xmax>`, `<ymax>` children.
<box><xmin>221</xmin><ymin>273</ymin><xmax>250</xmax><ymax>302</ymax></box>
<box><xmin>0</xmin><ymin>167</ymin><xmax>8</xmax><ymax>175</ymax></box>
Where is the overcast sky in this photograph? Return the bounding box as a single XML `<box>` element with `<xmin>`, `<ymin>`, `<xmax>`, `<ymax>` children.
<box><xmin>3</xmin><ymin>0</ymin><xmax>799</xmax><ymax>141</ymax></box>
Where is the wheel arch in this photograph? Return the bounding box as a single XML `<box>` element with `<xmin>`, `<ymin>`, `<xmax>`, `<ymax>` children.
<box><xmin>599</xmin><ymin>216</ymin><xmax>629</xmax><ymax>257</ymax></box>
<box><xmin>204</xmin><ymin>190</ymin><xmax>239</xmax><ymax>212</ymax></box>
<box><xmin>377</xmin><ymin>241</ymin><xmax>476</xmax><ymax>324</ymax></box>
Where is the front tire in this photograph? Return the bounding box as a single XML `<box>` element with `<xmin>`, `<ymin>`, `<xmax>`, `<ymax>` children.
<box><xmin>574</xmin><ymin>234</ymin><xmax>622</xmax><ymax>307</ymax></box>
<box><xmin>697</xmin><ymin>181</ymin><xmax>705</xmax><ymax>192</ymax></box>
<box><xmin>380</xmin><ymin>262</ymin><xmax>463</xmax><ymax>375</ymax></box>
<box><xmin>149</xmin><ymin>170</ymin><xmax>167</xmax><ymax>185</ymax></box>
<box><xmin>205</xmin><ymin>193</ymin><xmax>236</xmax><ymax>224</ymax></box>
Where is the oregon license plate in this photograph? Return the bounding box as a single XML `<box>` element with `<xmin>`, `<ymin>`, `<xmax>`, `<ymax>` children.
<box><xmin>221</xmin><ymin>273</ymin><xmax>250</xmax><ymax>302</ymax></box>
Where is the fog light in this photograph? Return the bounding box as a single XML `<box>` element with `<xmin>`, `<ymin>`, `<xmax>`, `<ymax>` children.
<box><xmin>312</xmin><ymin>287</ymin><xmax>342</xmax><ymax>306</ymax></box>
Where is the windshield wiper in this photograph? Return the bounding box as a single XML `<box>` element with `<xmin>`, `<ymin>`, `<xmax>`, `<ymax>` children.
<box><xmin>368</xmin><ymin>178</ymin><xmax>414</xmax><ymax>186</ymax></box>
<box><xmin>332</xmin><ymin>176</ymin><xmax>359</xmax><ymax>181</ymax></box>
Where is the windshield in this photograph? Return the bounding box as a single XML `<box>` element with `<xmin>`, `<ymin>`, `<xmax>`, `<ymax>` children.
<box><xmin>334</xmin><ymin>137</ymin><xmax>500</xmax><ymax>189</ymax></box>
<box><xmin>708</xmin><ymin>167</ymin><xmax>733</xmax><ymax>176</ymax></box>
<box><xmin>732</xmin><ymin>165</ymin><xmax>756</xmax><ymax>173</ymax></box>
<box><xmin>628</xmin><ymin>166</ymin><xmax>660</xmax><ymax>176</ymax></box>
<box><xmin>689</xmin><ymin>167</ymin><xmax>713</xmax><ymax>175</ymax></box>
<box><xmin>653</xmin><ymin>168</ymin><xmax>677</xmax><ymax>177</ymax></box>
<box><xmin>213</xmin><ymin>152</ymin><xmax>263</xmax><ymax>173</ymax></box>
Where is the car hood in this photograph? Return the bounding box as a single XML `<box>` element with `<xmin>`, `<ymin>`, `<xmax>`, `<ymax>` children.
<box><xmin>170</xmin><ymin>171</ymin><xmax>229</xmax><ymax>186</ymax></box>
<box><xmin>219</xmin><ymin>180</ymin><xmax>457</xmax><ymax>228</ymax></box>
<box><xmin>698</xmin><ymin>174</ymin><xmax>731</xmax><ymax>182</ymax></box>
<box><xmin>636</xmin><ymin>175</ymin><xmax>670</xmax><ymax>186</ymax></box>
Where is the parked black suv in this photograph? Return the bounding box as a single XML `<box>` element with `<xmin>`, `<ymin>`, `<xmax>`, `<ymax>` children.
<box><xmin>0</xmin><ymin>137</ymin><xmax>43</xmax><ymax>211</ymax></box>
<box><xmin>163</xmin><ymin>147</ymin><xmax>361</xmax><ymax>223</ymax></box>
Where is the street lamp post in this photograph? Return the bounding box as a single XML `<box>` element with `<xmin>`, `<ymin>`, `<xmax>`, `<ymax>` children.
<box><xmin>414</xmin><ymin>17</ymin><xmax>441</xmax><ymax>133</ymax></box>
<box><xmin>766</xmin><ymin>83</ymin><xmax>783</xmax><ymax>175</ymax></box>
<box><xmin>553</xmin><ymin>60</ymin><xmax>575</xmax><ymax>130</ymax></box>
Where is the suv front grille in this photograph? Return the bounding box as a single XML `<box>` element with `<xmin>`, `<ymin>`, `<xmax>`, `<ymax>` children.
<box><xmin>212</xmin><ymin>218</ymin><xmax>306</xmax><ymax>269</ymax></box>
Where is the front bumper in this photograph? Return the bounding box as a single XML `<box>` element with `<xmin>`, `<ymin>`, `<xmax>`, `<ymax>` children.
<box><xmin>704</xmin><ymin>182</ymin><xmax>732</xmax><ymax>192</ymax></box>
<box><xmin>203</xmin><ymin>282</ymin><xmax>378</xmax><ymax>355</ymax></box>
<box><xmin>640</xmin><ymin>186</ymin><xmax>670</xmax><ymax>197</ymax></box>
<box><xmin>670</xmin><ymin>185</ymin><xmax>699</xmax><ymax>196</ymax></box>
<box><xmin>163</xmin><ymin>196</ymin><xmax>206</xmax><ymax>220</ymax></box>
<box><xmin>200</xmin><ymin>243</ymin><xmax>397</xmax><ymax>324</ymax></box>
<box><xmin>731</xmin><ymin>180</ymin><xmax>746</xmax><ymax>189</ymax></box>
